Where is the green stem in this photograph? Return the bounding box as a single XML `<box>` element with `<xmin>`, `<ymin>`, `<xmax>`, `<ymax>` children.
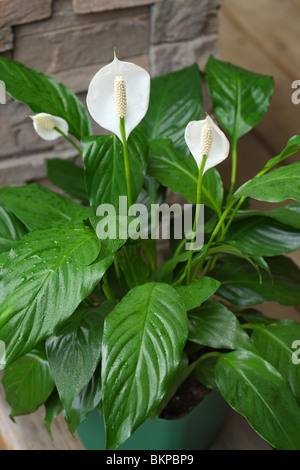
<box><xmin>220</xmin><ymin>196</ymin><xmax>246</xmax><ymax>241</ymax></box>
<box><xmin>229</xmin><ymin>139</ymin><xmax>238</xmax><ymax>198</ymax></box>
<box><xmin>102</xmin><ymin>274</ymin><xmax>116</xmax><ymax>303</ymax></box>
<box><xmin>54</xmin><ymin>126</ymin><xmax>83</xmax><ymax>155</ymax></box>
<box><xmin>174</xmin><ymin>237</ymin><xmax>187</xmax><ymax>257</ymax></box>
<box><xmin>180</xmin><ymin>351</ymin><xmax>221</xmax><ymax>386</ymax></box>
<box><xmin>186</xmin><ymin>155</ymin><xmax>208</xmax><ymax>284</ymax></box>
<box><xmin>191</xmin><ymin>197</ymin><xmax>238</xmax><ymax>280</ymax></box>
<box><xmin>119</xmin><ymin>117</ymin><xmax>133</xmax><ymax>209</ymax></box>
<box><xmin>114</xmin><ymin>255</ymin><xmax>121</xmax><ymax>280</ymax></box>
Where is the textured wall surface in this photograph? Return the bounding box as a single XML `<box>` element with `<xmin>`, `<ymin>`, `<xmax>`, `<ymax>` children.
<box><xmin>0</xmin><ymin>0</ymin><xmax>222</xmax><ymax>186</ymax></box>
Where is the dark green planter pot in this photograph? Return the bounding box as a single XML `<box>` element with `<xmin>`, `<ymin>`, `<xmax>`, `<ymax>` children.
<box><xmin>77</xmin><ymin>391</ymin><xmax>228</xmax><ymax>450</ymax></box>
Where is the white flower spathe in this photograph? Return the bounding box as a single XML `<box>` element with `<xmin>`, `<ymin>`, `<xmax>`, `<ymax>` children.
<box><xmin>29</xmin><ymin>113</ymin><xmax>69</xmax><ymax>141</ymax></box>
<box><xmin>185</xmin><ymin>115</ymin><xmax>230</xmax><ymax>172</ymax></box>
<box><xmin>86</xmin><ymin>56</ymin><xmax>150</xmax><ymax>141</ymax></box>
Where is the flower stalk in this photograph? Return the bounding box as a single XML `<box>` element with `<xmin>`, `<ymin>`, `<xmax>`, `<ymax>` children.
<box><xmin>186</xmin><ymin>154</ymin><xmax>208</xmax><ymax>283</ymax></box>
<box><xmin>119</xmin><ymin>116</ymin><xmax>133</xmax><ymax>209</ymax></box>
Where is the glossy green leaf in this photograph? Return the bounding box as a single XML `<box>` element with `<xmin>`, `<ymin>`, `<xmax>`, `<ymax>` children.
<box><xmin>236</xmin><ymin>308</ymin><xmax>276</xmax><ymax>325</ymax></box>
<box><xmin>0</xmin><ymin>223</ymin><xmax>113</xmax><ymax>367</ymax></box>
<box><xmin>251</xmin><ymin>320</ymin><xmax>300</xmax><ymax>404</ymax></box>
<box><xmin>2</xmin><ymin>346</ymin><xmax>55</xmax><ymax>418</ymax></box>
<box><xmin>206</xmin><ymin>56</ymin><xmax>274</xmax><ymax>141</ymax></box>
<box><xmin>143</xmin><ymin>64</ymin><xmax>202</xmax><ymax>154</ymax></box>
<box><xmin>83</xmin><ymin>126</ymin><xmax>148</xmax><ymax>210</ymax></box>
<box><xmin>89</xmin><ymin>214</ymin><xmax>135</xmax><ymax>261</ymax></box>
<box><xmin>46</xmin><ymin>301</ymin><xmax>114</xmax><ymax>416</ymax></box>
<box><xmin>150</xmin><ymin>251</ymin><xmax>189</xmax><ymax>283</ymax></box>
<box><xmin>0</xmin><ymin>203</ymin><xmax>27</xmax><ymax>252</ymax></box>
<box><xmin>117</xmin><ymin>243</ymin><xmax>149</xmax><ymax>289</ymax></box>
<box><xmin>194</xmin><ymin>356</ymin><xmax>218</xmax><ymax>391</ymax></box>
<box><xmin>213</xmin><ymin>256</ymin><xmax>300</xmax><ymax>306</ymax></box>
<box><xmin>175</xmin><ymin>277</ymin><xmax>220</xmax><ymax>311</ymax></box>
<box><xmin>227</xmin><ymin>216</ymin><xmax>300</xmax><ymax>256</ymax></box>
<box><xmin>0</xmin><ymin>184</ymin><xmax>91</xmax><ymax>230</ymax></box>
<box><xmin>234</xmin><ymin>163</ymin><xmax>300</xmax><ymax>203</ymax></box>
<box><xmin>262</xmin><ymin>135</ymin><xmax>300</xmax><ymax>172</ymax></box>
<box><xmin>102</xmin><ymin>282</ymin><xmax>188</xmax><ymax>449</ymax></box>
<box><xmin>65</xmin><ymin>364</ymin><xmax>102</xmax><ymax>434</ymax></box>
<box><xmin>44</xmin><ymin>389</ymin><xmax>63</xmax><ymax>437</ymax></box>
<box><xmin>236</xmin><ymin>203</ymin><xmax>300</xmax><ymax>230</ymax></box>
<box><xmin>265</xmin><ymin>203</ymin><xmax>300</xmax><ymax>229</ymax></box>
<box><xmin>47</xmin><ymin>159</ymin><xmax>88</xmax><ymax>203</ymax></box>
<box><xmin>188</xmin><ymin>300</ymin><xmax>253</xmax><ymax>351</ymax></box>
<box><xmin>216</xmin><ymin>350</ymin><xmax>300</xmax><ymax>450</ymax></box>
<box><xmin>0</xmin><ymin>252</ymin><xmax>9</xmax><ymax>271</ymax></box>
<box><xmin>0</xmin><ymin>55</ymin><xmax>91</xmax><ymax>140</ymax></box>
<box><xmin>135</xmin><ymin>175</ymin><xmax>167</xmax><ymax>232</ymax></box>
<box><xmin>148</xmin><ymin>138</ymin><xmax>223</xmax><ymax>214</ymax></box>
<box><xmin>151</xmin><ymin>352</ymin><xmax>189</xmax><ymax>419</ymax></box>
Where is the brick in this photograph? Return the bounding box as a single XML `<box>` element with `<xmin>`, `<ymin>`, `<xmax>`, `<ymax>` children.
<box><xmin>14</xmin><ymin>11</ymin><xmax>149</xmax><ymax>74</ymax></box>
<box><xmin>150</xmin><ymin>35</ymin><xmax>220</xmax><ymax>77</ymax></box>
<box><xmin>0</xmin><ymin>0</ymin><xmax>53</xmax><ymax>28</ymax></box>
<box><xmin>73</xmin><ymin>0</ymin><xmax>162</xmax><ymax>14</ymax></box>
<box><xmin>0</xmin><ymin>149</ymin><xmax>77</xmax><ymax>187</ymax></box>
<box><xmin>16</xmin><ymin>5</ymin><xmax>147</xmax><ymax>38</ymax></box>
<box><xmin>0</xmin><ymin>28</ymin><xmax>13</xmax><ymax>52</ymax></box>
<box><xmin>150</xmin><ymin>0</ymin><xmax>222</xmax><ymax>44</ymax></box>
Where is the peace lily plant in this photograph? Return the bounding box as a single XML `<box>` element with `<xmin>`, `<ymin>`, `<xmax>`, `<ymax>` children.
<box><xmin>0</xmin><ymin>51</ymin><xmax>300</xmax><ymax>451</ymax></box>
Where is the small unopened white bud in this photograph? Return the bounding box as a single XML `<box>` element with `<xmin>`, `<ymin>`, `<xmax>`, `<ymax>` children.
<box><xmin>34</xmin><ymin>115</ymin><xmax>56</xmax><ymax>130</ymax></box>
<box><xmin>114</xmin><ymin>76</ymin><xmax>127</xmax><ymax>119</ymax></box>
<box><xmin>200</xmin><ymin>119</ymin><xmax>213</xmax><ymax>156</ymax></box>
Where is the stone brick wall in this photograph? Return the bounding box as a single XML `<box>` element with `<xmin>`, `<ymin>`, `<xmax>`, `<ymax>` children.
<box><xmin>0</xmin><ymin>0</ymin><xmax>222</xmax><ymax>186</ymax></box>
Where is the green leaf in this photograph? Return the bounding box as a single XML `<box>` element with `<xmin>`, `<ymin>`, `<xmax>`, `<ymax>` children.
<box><xmin>0</xmin><ymin>184</ymin><xmax>91</xmax><ymax>230</ymax></box>
<box><xmin>236</xmin><ymin>308</ymin><xmax>276</xmax><ymax>325</ymax></box>
<box><xmin>216</xmin><ymin>350</ymin><xmax>300</xmax><ymax>450</ymax></box>
<box><xmin>265</xmin><ymin>203</ymin><xmax>300</xmax><ymax>229</ymax></box>
<box><xmin>64</xmin><ymin>364</ymin><xmax>102</xmax><ymax>434</ymax></box>
<box><xmin>251</xmin><ymin>320</ymin><xmax>300</xmax><ymax>404</ymax></box>
<box><xmin>47</xmin><ymin>159</ymin><xmax>88</xmax><ymax>204</ymax></box>
<box><xmin>227</xmin><ymin>216</ymin><xmax>300</xmax><ymax>256</ymax></box>
<box><xmin>83</xmin><ymin>126</ymin><xmax>148</xmax><ymax>210</ymax></box>
<box><xmin>117</xmin><ymin>243</ymin><xmax>149</xmax><ymax>289</ymax></box>
<box><xmin>0</xmin><ymin>223</ymin><xmax>113</xmax><ymax>367</ymax></box>
<box><xmin>0</xmin><ymin>203</ymin><xmax>27</xmax><ymax>252</ymax></box>
<box><xmin>102</xmin><ymin>282</ymin><xmax>188</xmax><ymax>449</ymax></box>
<box><xmin>234</xmin><ymin>163</ymin><xmax>300</xmax><ymax>203</ymax></box>
<box><xmin>89</xmin><ymin>214</ymin><xmax>136</xmax><ymax>260</ymax></box>
<box><xmin>188</xmin><ymin>300</ymin><xmax>253</xmax><ymax>351</ymax></box>
<box><xmin>194</xmin><ymin>356</ymin><xmax>218</xmax><ymax>391</ymax></box>
<box><xmin>2</xmin><ymin>346</ymin><xmax>55</xmax><ymax>418</ymax></box>
<box><xmin>236</xmin><ymin>203</ymin><xmax>300</xmax><ymax>230</ymax></box>
<box><xmin>151</xmin><ymin>352</ymin><xmax>189</xmax><ymax>419</ymax></box>
<box><xmin>150</xmin><ymin>251</ymin><xmax>189</xmax><ymax>283</ymax></box>
<box><xmin>44</xmin><ymin>389</ymin><xmax>63</xmax><ymax>437</ymax></box>
<box><xmin>175</xmin><ymin>277</ymin><xmax>220</xmax><ymax>311</ymax></box>
<box><xmin>143</xmin><ymin>64</ymin><xmax>203</xmax><ymax>154</ymax></box>
<box><xmin>0</xmin><ymin>55</ymin><xmax>91</xmax><ymax>140</ymax></box>
<box><xmin>148</xmin><ymin>138</ymin><xmax>223</xmax><ymax>214</ymax></box>
<box><xmin>213</xmin><ymin>256</ymin><xmax>300</xmax><ymax>306</ymax></box>
<box><xmin>0</xmin><ymin>252</ymin><xmax>9</xmax><ymax>271</ymax></box>
<box><xmin>206</xmin><ymin>56</ymin><xmax>274</xmax><ymax>141</ymax></box>
<box><xmin>262</xmin><ymin>135</ymin><xmax>300</xmax><ymax>172</ymax></box>
<box><xmin>46</xmin><ymin>301</ymin><xmax>114</xmax><ymax>416</ymax></box>
<box><xmin>135</xmin><ymin>175</ymin><xmax>167</xmax><ymax>232</ymax></box>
